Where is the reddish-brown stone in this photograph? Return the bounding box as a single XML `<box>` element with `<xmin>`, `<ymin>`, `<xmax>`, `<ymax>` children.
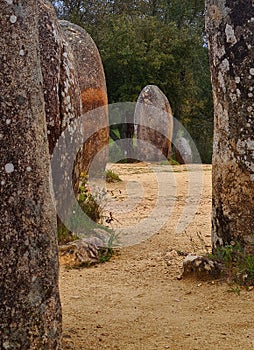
<box><xmin>60</xmin><ymin>20</ymin><xmax>109</xmax><ymax>176</ymax></box>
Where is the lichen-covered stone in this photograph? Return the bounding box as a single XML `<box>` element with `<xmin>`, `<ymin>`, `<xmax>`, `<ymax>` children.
<box><xmin>60</xmin><ymin>20</ymin><xmax>109</xmax><ymax>177</ymax></box>
<box><xmin>182</xmin><ymin>254</ymin><xmax>222</xmax><ymax>280</ymax></box>
<box><xmin>59</xmin><ymin>228</ymin><xmax>112</xmax><ymax>267</ymax></box>
<box><xmin>38</xmin><ymin>0</ymin><xmax>83</xmax><ymax>203</ymax></box>
<box><xmin>38</xmin><ymin>1</ymin><xmax>82</xmax><ymax>155</ymax></box>
<box><xmin>59</xmin><ymin>239</ymin><xmax>100</xmax><ymax>267</ymax></box>
<box><xmin>134</xmin><ymin>85</ymin><xmax>173</xmax><ymax>161</ymax></box>
<box><xmin>174</xmin><ymin>137</ymin><xmax>193</xmax><ymax>164</ymax></box>
<box><xmin>37</xmin><ymin>4</ymin><xmax>109</xmax><ymax>234</ymax></box>
<box><xmin>0</xmin><ymin>1</ymin><xmax>62</xmax><ymax>348</ymax></box>
<box><xmin>206</xmin><ymin>1</ymin><xmax>254</xmax><ymax>250</ymax></box>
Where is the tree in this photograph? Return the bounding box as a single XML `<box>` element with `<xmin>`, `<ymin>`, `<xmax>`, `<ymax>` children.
<box><xmin>0</xmin><ymin>1</ymin><xmax>62</xmax><ymax>348</ymax></box>
<box><xmin>206</xmin><ymin>1</ymin><xmax>254</xmax><ymax>250</ymax></box>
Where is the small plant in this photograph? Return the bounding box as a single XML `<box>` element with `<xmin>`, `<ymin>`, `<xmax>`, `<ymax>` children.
<box><xmin>105</xmin><ymin>169</ymin><xmax>122</xmax><ymax>183</ymax></box>
<box><xmin>159</xmin><ymin>158</ymin><xmax>180</xmax><ymax>166</ymax></box>
<box><xmin>98</xmin><ymin>230</ymin><xmax>119</xmax><ymax>263</ymax></box>
<box><xmin>58</xmin><ymin>172</ymin><xmax>108</xmax><ymax>243</ymax></box>
<box><xmin>57</xmin><ymin>172</ymin><xmax>118</xmax><ymax>264</ymax></box>
<box><xmin>209</xmin><ymin>240</ymin><xmax>254</xmax><ymax>287</ymax></box>
<box><xmin>227</xmin><ymin>285</ymin><xmax>241</xmax><ymax>296</ymax></box>
<box><xmin>77</xmin><ymin>172</ymin><xmax>104</xmax><ymax>223</ymax></box>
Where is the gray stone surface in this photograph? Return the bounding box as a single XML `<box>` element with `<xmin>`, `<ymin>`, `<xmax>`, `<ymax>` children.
<box><xmin>135</xmin><ymin>85</ymin><xmax>173</xmax><ymax>161</ymax></box>
<box><xmin>0</xmin><ymin>1</ymin><xmax>62</xmax><ymax>348</ymax></box>
<box><xmin>206</xmin><ymin>1</ymin><xmax>254</xmax><ymax>250</ymax></box>
<box><xmin>182</xmin><ymin>254</ymin><xmax>222</xmax><ymax>279</ymax></box>
<box><xmin>174</xmin><ymin>137</ymin><xmax>193</xmax><ymax>164</ymax></box>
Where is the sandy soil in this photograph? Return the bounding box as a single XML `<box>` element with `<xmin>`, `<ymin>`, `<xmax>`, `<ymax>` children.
<box><xmin>60</xmin><ymin>163</ymin><xmax>254</xmax><ymax>350</ymax></box>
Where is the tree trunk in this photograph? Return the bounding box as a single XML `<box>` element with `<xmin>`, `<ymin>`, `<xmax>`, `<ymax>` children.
<box><xmin>206</xmin><ymin>1</ymin><xmax>254</xmax><ymax>250</ymax></box>
<box><xmin>0</xmin><ymin>1</ymin><xmax>62</xmax><ymax>349</ymax></box>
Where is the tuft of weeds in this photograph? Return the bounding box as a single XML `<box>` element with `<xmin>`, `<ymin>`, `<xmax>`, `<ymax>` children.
<box><xmin>98</xmin><ymin>230</ymin><xmax>119</xmax><ymax>263</ymax></box>
<box><xmin>159</xmin><ymin>158</ymin><xmax>180</xmax><ymax>166</ymax></box>
<box><xmin>208</xmin><ymin>240</ymin><xmax>254</xmax><ymax>287</ymax></box>
<box><xmin>227</xmin><ymin>285</ymin><xmax>241</xmax><ymax>296</ymax></box>
<box><xmin>105</xmin><ymin>169</ymin><xmax>122</xmax><ymax>183</ymax></box>
<box><xmin>57</xmin><ymin>170</ymin><xmax>118</xmax><ymax>265</ymax></box>
<box><xmin>77</xmin><ymin>172</ymin><xmax>105</xmax><ymax>223</ymax></box>
<box><xmin>58</xmin><ymin>172</ymin><xmax>108</xmax><ymax>244</ymax></box>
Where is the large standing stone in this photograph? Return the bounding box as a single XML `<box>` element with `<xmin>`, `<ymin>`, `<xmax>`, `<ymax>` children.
<box><xmin>206</xmin><ymin>1</ymin><xmax>254</xmax><ymax>250</ymax></box>
<box><xmin>38</xmin><ymin>1</ymin><xmax>85</xmax><ymax>233</ymax></box>
<box><xmin>174</xmin><ymin>136</ymin><xmax>193</xmax><ymax>164</ymax></box>
<box><xmin>134</xmin><ymin>85</ymin><xmax>173</xmax><ymax>161</ymax></box>
<box><xmin>60</xmin><ymin>20</ymin><xmax>109</xmax><ymax>176</ymax></box>
<box><xmin>0</xmin><ymin>1</ymin><xmax>62</xmax><ymax>348</ymax></box>
<box><xmin>38</xmin><ymin>1</ymin><xmax>83</xmax><ymax>199</ymax></box>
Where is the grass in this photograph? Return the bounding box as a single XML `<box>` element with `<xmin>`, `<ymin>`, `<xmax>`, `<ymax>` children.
<box><xmin>208</xmin><ymin>240</ymin><xmax>254</xmax><ymax>288</ymax></box>
<box><xmin>105</xmin><ymin>169</ymin><xmax>122</xmax><ymax>183</ymax></box>
<box><xmin>98</xmin><ymin>230</ymin><xmax>119</xmax><ymax>263</ymax></box>
<box><xmin>159</xmin><ymin>158</ymin><xmax>180</xmax><ymax>166</ymax></box>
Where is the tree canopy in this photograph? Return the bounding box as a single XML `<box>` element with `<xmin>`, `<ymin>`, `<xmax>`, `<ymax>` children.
<box><xmin>51</xmin><ymin>0</ymin><xmax>213</xmax><ymax>162</ymax></box>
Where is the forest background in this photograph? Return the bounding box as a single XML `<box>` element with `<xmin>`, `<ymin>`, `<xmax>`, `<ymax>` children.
<box><xmin>50</xmin><ymin>0</ymin><xmax>213</xmax><ymax>163</ymax></box>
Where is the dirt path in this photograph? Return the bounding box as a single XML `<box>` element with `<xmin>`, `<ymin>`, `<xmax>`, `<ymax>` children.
<box><xmin>60</xmin><ymin>163</ymin><xmax>254</xmax><ymax>350</ymax></box>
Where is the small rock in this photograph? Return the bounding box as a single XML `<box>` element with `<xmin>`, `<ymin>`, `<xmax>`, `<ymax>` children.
<box><xmin>181</xmin><ymin>254</ymin><xmax>223</xmax><ymax>280</ymax></box>
<box><xmin>59</xmin><ymin>239</ymin><xmax>100</xmax><ymax>267</ymax></box>
<box><xmin>165</xmin><ymin>250</ymin><xmax>179</xmax><ymax>259</ymax></box>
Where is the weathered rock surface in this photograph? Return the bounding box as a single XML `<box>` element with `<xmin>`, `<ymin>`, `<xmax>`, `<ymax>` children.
<box><xmin>135</xmin><ymin>85</ymin><xmax>173</xmax><ymax>161</ymax></box>
<box><xmin>174</xmin><ymin>137</ymin><xmax>193</xmax><ymax>164</ymax></box>
<box><xmin>59</xmin><ymin>239</ymin><xmax>100</xmax><ymax>267</ymax></box>
<box><xmin>60</xmin><ymin>20</ymin><xmax>109</xmax><ymax>177</ymax></box>
<box><xmin>38</xmin><ymin>1</ymin><xmax>84</xmax><ymax>229</ymax></box>
<box><xmin>182</xmin><ymin>254</ymin><xmax>222</xmax><ymax>280</ymax></box>
<box><xmin>0</xmin><ymin>1</ymin><xmax>62</xmax><ymax>347</ymax></box>
<box><xmin>59</xmin><ymin>229</ymin><xmax>112</xmax><ymax>267</ymax></box>
<box><xmin>206</xmin><ymin>1</ymin><xmax>254</xmax><ymax>250</ymax></box>
<box><xmin>38</xmin><ymin>3</ymin><xmax>109</xmax><ymax>230</ymax></box>
<box><xmin>38</xmin><ymin>1</ymin><xmax>82</xmax><ymax>156</ymax></box>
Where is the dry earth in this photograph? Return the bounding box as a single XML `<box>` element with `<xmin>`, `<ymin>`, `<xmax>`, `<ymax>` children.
<box><xmin>60</xmin><ymin>163</ymin><xmax>254</xmax><ymax>350</ymax></box>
